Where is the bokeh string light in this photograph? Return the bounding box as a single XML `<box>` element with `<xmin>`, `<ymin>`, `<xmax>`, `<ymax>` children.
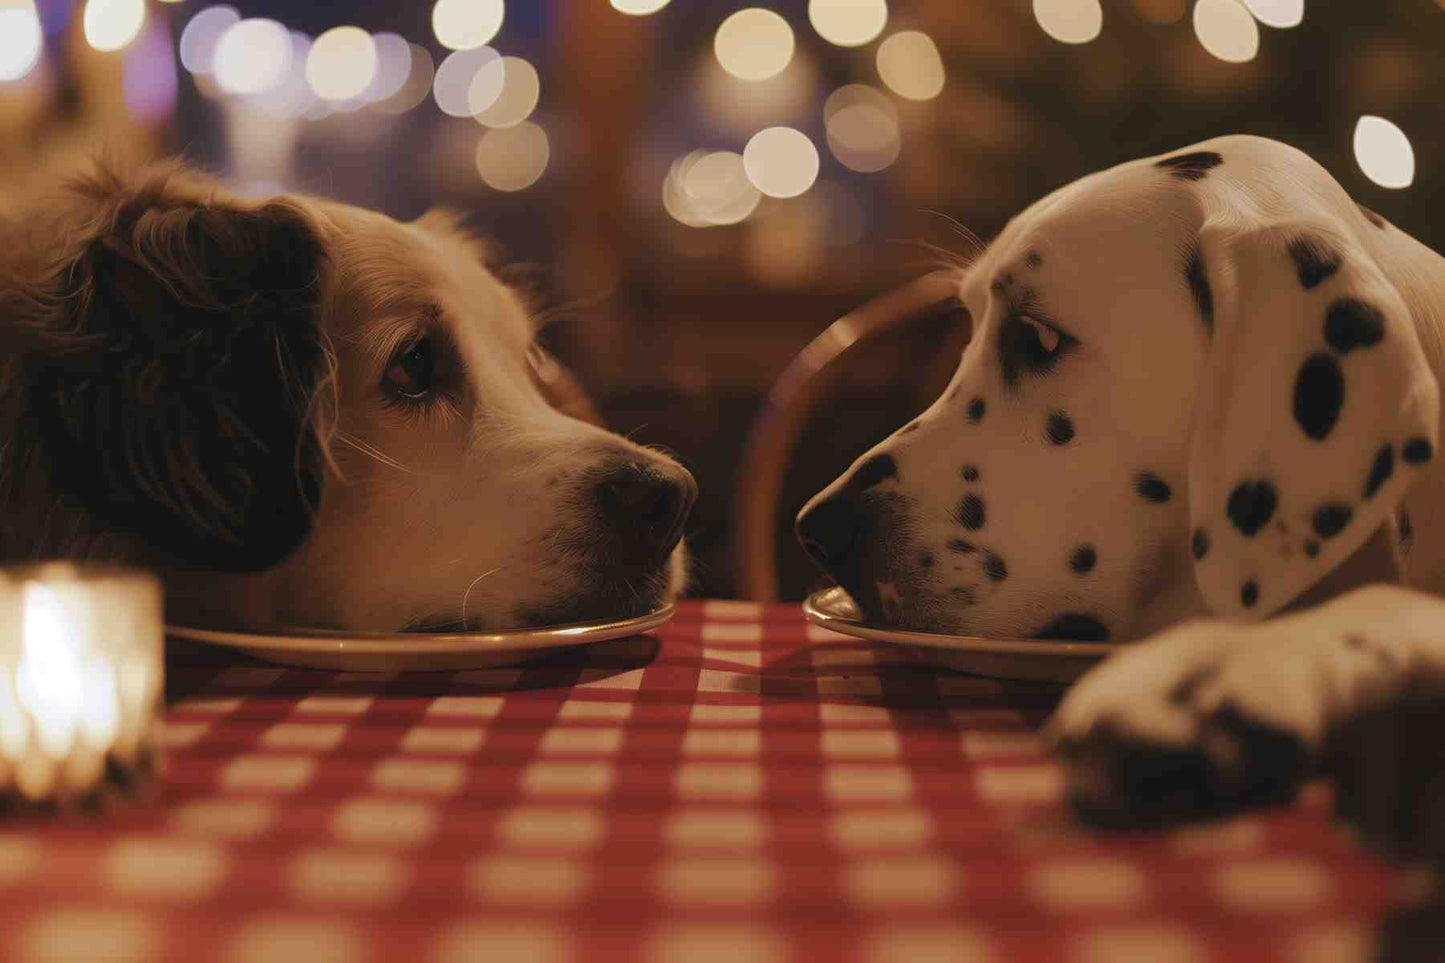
<box><xmin>433</xmin><ymin>44</ymin><xmax>501</xmax><ymax>117</ymax></box>
<box><xmin>664</xmin><ymin>150</ymin><xmax>761</xmax><ymax>228</ymax></box>
<box><xmin>472</xmin><ymin>56</ymin><xmax>540</xmax><ymax>128</ymax></box>
<box><xmin>824</xmin><ymin>84</ymin><xmax>900</xmax><ymax>173</ymax></box>
<box><xmin>363</xmin><ymin>32</ymin><xmax>413</xmax><ymax>104</ymax></box>
<box><xmin>808</xmin><ymin>0</ymin><xmax>888</xmax><ymax>47</ymax></box>
<box><xmin>1033</xmin><ymin>0</ymin><xmax>1104</xmax><ymax>45</ymax></box>
<box><xmin>83</xmin><ymin>0</ymin><xmax>146</xmax><ymax>52</ymax></box>
<box><xmin>744</xmin><ymin>126</ymin><xmax>820</xmax><ymax>199</ymax></box>
<box><xmin>1193</xmin><ymin>0</ymin><xmax>1260</xmax><ymax>62</ymax></box>
<box><xmin>1354</xmin><ymin>116</ymin><xmax>1415</xmax><ymax>190</ymax></box>
<box><xmin>475</xmin><ymin>120</ymin><xmax>549</xmax><ymax>191</ymax></box>
<box><xmin>212</xmin><ymin>18</ymin><xmax>291</xmax><ymax>96</ymax></box>
<box><xmin>178</xmin><ymin>5</ymin><xmax>239</xmax><ymax>75</ymax></box>
<box><xmin>875</xmin><ymin>30</ymin><xmax>945</xmax><ymax>101</ymax></box>
<box><xmin>1241</xmin><ymin>0</ymin><xmax>1303</xmax><ymax>28</ymax></box>
<box><xmin>610</xmin><ymin>0</ymin><xmax>671</xmax><ymax>14</ymax></box>
<box><xmin>432</xmin><ymin>0</ymin><xmax>504</xmax><ymax>51</ymax></box>
<box><xmin>714</xmin><ymin>8</ymin><xmax>794</xmax><ymax>82</ymax></box>
<box><xmin>0</xmin><ymin>1</ymin><xmax>43</xmax><ymax>82</ymax></box>
<box><xmin>306</xmin><ymin>26</ymin><xmax>377</xmax><ymax>102</ymax></box>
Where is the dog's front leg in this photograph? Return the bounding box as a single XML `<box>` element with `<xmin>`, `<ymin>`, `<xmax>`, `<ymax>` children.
<box><xmin>1047</xmin><ymin>584</ymin><xmax>1445</xmax><ymax>835</ymax></box>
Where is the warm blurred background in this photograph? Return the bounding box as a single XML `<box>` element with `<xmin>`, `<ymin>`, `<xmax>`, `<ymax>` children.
<box><xmin>3</xmin><ymin>0</ymin><xmax>1440</xmax><ymax>602</ymax></box>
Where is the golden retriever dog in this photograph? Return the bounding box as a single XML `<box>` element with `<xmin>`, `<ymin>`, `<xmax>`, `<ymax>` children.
<box><xmin>0</xmin><ymin>162</ymin><xmax>696</xmax><ymax>632</ymax></box>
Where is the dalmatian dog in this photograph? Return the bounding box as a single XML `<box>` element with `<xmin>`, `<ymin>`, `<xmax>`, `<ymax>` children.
<box><xmin>797</xmin><ymin>135</ymin><xmax>1445</xmax><ymax>829</ymax></box>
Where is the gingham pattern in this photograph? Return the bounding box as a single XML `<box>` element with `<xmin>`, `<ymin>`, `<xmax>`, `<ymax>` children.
<box><xmin>0</xmin><ymin>601</ymin><xmax>1422</xmax><ymax>962</ymax></box>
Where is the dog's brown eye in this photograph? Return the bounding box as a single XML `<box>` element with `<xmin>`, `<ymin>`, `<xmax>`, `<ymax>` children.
<box><xmin>1020</xmin><ymin>314</ymin><xmax>1060</xmax><ymax>354</ymax></box>
<box><xmin>385</xmin><ymin>338</ymin><xmax>435</xmax><ymax>399</ymax></box>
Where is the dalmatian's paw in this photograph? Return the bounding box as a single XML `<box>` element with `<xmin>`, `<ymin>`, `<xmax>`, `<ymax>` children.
<box><xmin>1047</xmin><ymin>619</ymin><xmax>1316</xmax><ymax>827</ymax></box>
<box><xmin>1047</xmin><ymin>584</ymin><xmax>1445</xmax><ymax>828</ymax></box>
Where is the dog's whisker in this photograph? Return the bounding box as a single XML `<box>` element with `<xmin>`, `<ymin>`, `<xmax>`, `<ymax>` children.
<box><xmin>918</xmin><ymin>209</ymin><xmax>987</xmax><ymax>261</ymax></box>
<box><xmin>335</xmin><ymin>430</ymin><xmax>413</xmax><ymax>474</ymax></box>
<box><xmin>460</xmin><ymin>567</ymin><xmax>503</xmax><ymax>629</ymax></box>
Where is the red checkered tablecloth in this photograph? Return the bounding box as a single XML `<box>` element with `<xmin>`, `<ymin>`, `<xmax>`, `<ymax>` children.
<box><xmin>0</xmin><ymin>600</ymin><xmax>1425</xmax><ymax>962</ymax></box>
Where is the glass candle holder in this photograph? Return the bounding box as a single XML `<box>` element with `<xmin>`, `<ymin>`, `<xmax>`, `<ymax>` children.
<box><xmin>0</xmin><ymin>564</ymin><xmax>163</xmax><ymax>805</ymax></box>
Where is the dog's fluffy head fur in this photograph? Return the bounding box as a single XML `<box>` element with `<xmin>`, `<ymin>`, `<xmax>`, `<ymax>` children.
<box><xmin>0</xmin><ymin>161</ymin><xmax>696</xmax><ymax>631</ymax></box>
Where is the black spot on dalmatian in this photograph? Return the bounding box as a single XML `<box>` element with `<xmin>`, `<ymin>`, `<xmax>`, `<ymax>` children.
<box><xmin>1305</xmin><ymin>540</ymin><xmax>1320</xmax><ymax>558</ymax></box>
<box><xmin>1025</xmin><ymin>249</ymin><xmax>1043</xmax><ymax>269</ymax></box>
<box><xmin>1184</xmin><ymin>244</ymin><xmax>1213</xmax><ymax>332</ymax></box>
<box><xmin>918</xmin><ymin>550</ymin><xmax>934</xmax><ymax>570</ymax></box>
<box><xmin>1191</xmin><ymin>528</ymin><xmax>1209</xmax><ymax>561</ymax></box>
<box><xmin>1241</xmin><ymin>580</ymin><xmax>1259</xmax><ymax>608</ymax></box>
<box><xmin>1227</xmin><ymin>479</ymin><xmax>1277</xmax><ymax>537</ymax></box>
<box><xmin>1364</xmin><ymin>444</ymin><xmax>1394</xmax><ymax>499</ymax></box>
<box><xmin>967</xmin><ymin>396</ymin><xmax>986</xmax><ymax>423</ymax></box>
<box><xmin>1135</xmin><ymin>472</ymin><xmax>1171</xmax><ymax>503</ymax></box>
<box><xmin>1070</xmin><ymin>545</ymin><xmax>1096</xmax><ymax>574</ymax></box>
<box><xmin>850</xmin><ymin>454</ymin><xmax>898</xmax><ymax>492</ymax></box>
<box><xmin>899</xmin><ymin>421</ymin><xmax>920</xmax><ymax>435</ymax></box>
<box><xmin>1403</xmin><ymin>437</ymin><xmax>1434</xmax><ymax>465</ymax></box>
<box><xmin>1358</xmin><ymin>203</ymin><xmax>1388</xmax><ymax>230</ymax></box>
<box><xmin>1399</xmin><ymin>510</ymin><xmax>1413</xmax><ymax>551</ymax></box>
<box><xmin>1293</xmin><ymin>353</ymin><xmax>1344</xmax><ymax>441</ymax></box>
<box><xmin>983</xmin><ymin>551</ymin><xmax>1008</xmax><ymax>581</ymax></box>
<box><xmin>1312</xmin><ymin>503</ymin><xmax>1353</xmax><ymax>539</ymax></box>
<box><xmin>946</xmin><ymin>537</ymin><xmax>976</xmax><ymax>554</ymax></box>
<box><xmin>1034</xmin><ymin>613</ymin><xmax>1109</xmax><ymax>642</ymax></box>
<box><xmin>961</xmin><ymin>464</ymin><xmax>980</xmax><ymax>482</ymax></box>
<box><xmin>1155</xmin><ymin>151</ymin><xmax>1223</xmax><ymax>181</ymax></box>
<box><xmin>1286</xmin><ymin>235</ymin><xmax>1342</xmax><ymax>290</ymax></box>
<box><xmin>1046</xmin><ymin>411</ymin><xmax>1075</xmax><ymax>445</ymax></box>
<box><xmin>955</xmin><ymin>494</ymin><xmax>985</xmax><ymax>530</ymax></box>
<box><xmin>1324</xmin><ymin>298</ymin><xmax>1386</xmax><ymax>354</ymax></box>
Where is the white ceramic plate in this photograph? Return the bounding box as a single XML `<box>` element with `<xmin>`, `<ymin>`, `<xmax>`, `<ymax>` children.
<box><xmin>166</xmin><ymin>603</ymin><xmax>676</xmax><ymax>672</ymax></box>
<box><xmin>803</xmin><ymin>586</ymin><xmax>1116</xmax><ymax>683</ymax></box>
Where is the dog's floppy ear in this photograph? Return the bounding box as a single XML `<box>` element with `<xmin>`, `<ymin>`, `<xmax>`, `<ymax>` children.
<box><xmin>1186</xmin><ymin>209</ymin><xmax>1437</xmax><ymax>618</ymax></box>
<box><xmin>20</xmin><ymin>165</ymin><xmax>330</xmax><ymax>572</ymax></box>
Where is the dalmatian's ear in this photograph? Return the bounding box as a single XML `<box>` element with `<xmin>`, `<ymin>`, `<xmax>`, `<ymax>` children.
<box><xmin>1186</xmin><ymin>216</ymin><xmax>1438</xmax><ymax>618</ymax></box>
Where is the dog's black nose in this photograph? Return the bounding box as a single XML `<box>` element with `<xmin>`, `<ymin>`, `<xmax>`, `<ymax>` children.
<box><xmin>796</xmin><ymin>495</ymin><xmax>864</xmax><ymax>569</ymax></box>
<box><xmin>595</xmin><ymin>460</ymin><xmax>698</xmax><ymax>558</ymax></box>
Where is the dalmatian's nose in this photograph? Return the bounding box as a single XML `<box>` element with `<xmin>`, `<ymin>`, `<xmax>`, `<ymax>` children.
<box><xmin>796</xmin><ymin>496</ymin><xmax>863</xmax><ymax>569</ymax></box>
<box><xmin>796</xmin><ymin>453</ymin><xmax>897</xmax><ymax>569</ymax></box>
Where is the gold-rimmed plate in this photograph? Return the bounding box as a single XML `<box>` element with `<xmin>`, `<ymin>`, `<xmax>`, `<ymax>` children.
<box><xmin>803</xmin><ymin>586</ymin><xmax>1115</xmax><ymax>683</ymax></box>
<box><xmin>166</xmin><ymin>603</ymin><xmax>676</xmax><ymax>672</ymax></box>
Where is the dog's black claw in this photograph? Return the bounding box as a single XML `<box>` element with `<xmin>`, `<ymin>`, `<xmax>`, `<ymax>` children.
<box><xmin>1325</xmin><ymin>694</ymin><xmax>1445</xmax><ymax>861</ymax></box>
<box><xmin>1058</xmin><ymin>710</ymin><xmax>1310</xmax><ymax>829</ymax></box>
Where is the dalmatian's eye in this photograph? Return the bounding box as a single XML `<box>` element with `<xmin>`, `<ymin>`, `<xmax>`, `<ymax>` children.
<box><xmin>998</xmin><ymin>311</ymin><xmax>1075</xmax><ymax>386</ymax></box>
<box><xmin>1020</xmin><ymin>314</ymin><xmax>1060</xmax><ymax>354</ymax></box>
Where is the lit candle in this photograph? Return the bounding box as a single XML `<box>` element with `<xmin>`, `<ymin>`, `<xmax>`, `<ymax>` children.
<box><xmin>0</xmin><ymin>564</ymin><xmax>163</xmax><ymax>804</ymax></box>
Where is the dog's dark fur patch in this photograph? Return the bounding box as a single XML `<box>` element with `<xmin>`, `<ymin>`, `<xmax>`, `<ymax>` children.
<box><xmin>1047</xmin><ymin>410</ymin><xmax>1075</xmax><ymax>445</ymax></box>
<box><xmin>1364</xmin><ymin>444</ymin><xmax>1394</xmax><ymax>499</ymax></box>
<box><xmin>1227</xmin><ymin>480</ymin><xmax>1277</xmax><ymax>537</ymax></box>
<box><xmin>1241</xmin><ymin>580</ymin><xmax>1259</xmax><ymax>608</ymax></box>
<box><xmin>968</xmin><ymin>396</ymin><xmax>987</xmax><ymax>423</ymax></box>
<box><xmin>1185</xmin><ymin>244</ymin><xmax>1213</xmax><ymax>332</ymax></box>
<box><xmin>1324</xmin><ymin>298</ymin><xmax>1386</xmax><ymax>354</ymax></box>
<box><xmin>1404</xmin><ymin>437</ymin><xmax>1434</xmax><ymax>465</ymax></box>
<box><xmin>1305</xmin><ymin>540</ymin><xmax>1320</xmax><ymax>558</ymax></box>
<box><xmin>1135</xmin><ymin>472</ymin><xmax>1172</xmax><ymax>503</ymax></box>
<box><xmin>961</xmin><ymin>464</ymin><xmax>980</xmax><ymax>482</ymax></box>
<box><xmin>955</xmin><ymin>494</ymin><xmax>985</xmax><ymax>530</ymax></box>
<box><xmin>12</xmin><ymin>167</ymin><xmax>330</xmax><ymax>571</ymax></box>
<box><xmin>850</xmin><ymin>454</ymin><xmax>898</xmax><ymax>491</ymax></box>
<box><xmin>1294</xmin><ymin>353</ymin><xmax>1345</xmax><ymax>441</ymax></box>
<box><xmin>1192</xmin><ymin>529</ymin><xmax>1209</xmax><ymax>561</ymax></box>
<box><xmin>1286</xmin><ymin>235</ymin><xmax>1342</xmax><ymax>290</ymax></box>
<box><xmin>1155</xmin><ymin>151</ymin><xmax>1223</xmax><ymax>181</ymax></box>
<box><xmin>1312</xmin><ymin>503</ymin><xmax>1353</xmax><ymax>539</ymax></box>
<box><xmin>946</xmin><ymin>537</ymin><xmax>976</xmax><ymax>554</ymax></box>
<box><xmin>1070</xmin><ymin>545</ymin><xmax>1096</xmax><ymax>574</ymax></box>
<box><xmin>983</xmin><ymin>551</ymin><xmax>1008</xmax><ymax>581</ymax></box>
<box><xmin>1025</xmin><ymin>249</ymin><xmax>1043</xmax><ymax>269</ymax></box>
